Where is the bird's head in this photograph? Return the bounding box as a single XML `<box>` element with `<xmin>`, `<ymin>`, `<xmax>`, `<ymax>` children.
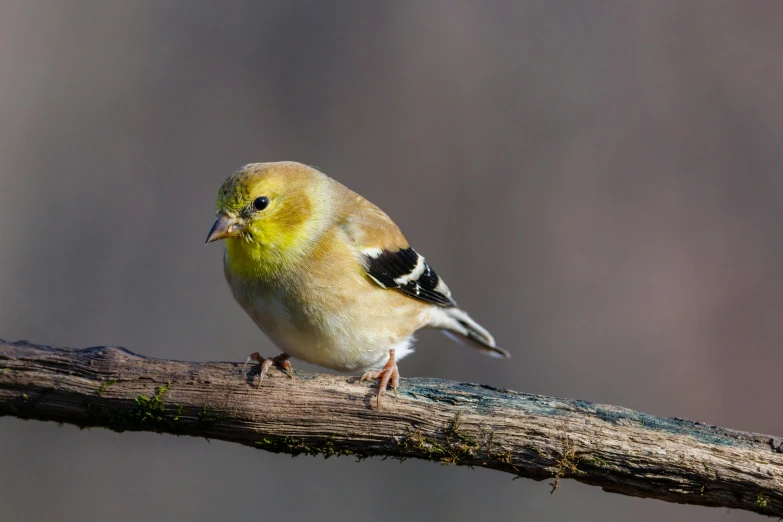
<box><xmin>206</xmin><ymin>162</ymin><xmax>330</xmax><ymax>275</ymax></box>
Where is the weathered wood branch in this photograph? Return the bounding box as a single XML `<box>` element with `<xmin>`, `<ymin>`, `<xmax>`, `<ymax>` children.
<box><xmin>1</xmin><ymin>339</ymin><xmax>781</xmax><ymax>516</ymax></box>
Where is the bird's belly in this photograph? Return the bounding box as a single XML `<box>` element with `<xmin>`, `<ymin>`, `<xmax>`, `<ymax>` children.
<box><xmin>225</xmin><ymin>252</ymin><xmax>430</xmax><ymax>372</ymax></box>
<box><xmin>236</xmin><ymin>287</ymin><xmax>422</xmax><ymax>372</ymax></box>
<box><xmin>248</xmin><ymin>300</ymin><xmax>391</xmax><ymax>371</ymax></box>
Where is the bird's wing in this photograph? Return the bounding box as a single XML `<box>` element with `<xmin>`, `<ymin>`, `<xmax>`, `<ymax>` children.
<box><xmin>338</xmin><ymin>201</ymin><xmax>457</xmax><ymax>307</ymax></box>
<box><xmin>361</xmin><ymin>246</ymin><xmax>457</xmax><ymax>307</ymax></box>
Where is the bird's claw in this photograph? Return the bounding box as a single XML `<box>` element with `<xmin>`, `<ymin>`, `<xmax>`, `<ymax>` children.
<box><xmin>360</xmin><ymin>349</ymin><xmax>399</xmax><ymax>408</ymax></box>
<box><xmin>244</xmin><ymin>352</ymin><xmax>294</xmax><ymax>387</ymax></box>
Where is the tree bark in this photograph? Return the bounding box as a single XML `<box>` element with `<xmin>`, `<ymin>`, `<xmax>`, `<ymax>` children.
<box><xmin>1</xmin><ymin>338</ymin><xmax>781</xmax><ymax>516</ymax></box>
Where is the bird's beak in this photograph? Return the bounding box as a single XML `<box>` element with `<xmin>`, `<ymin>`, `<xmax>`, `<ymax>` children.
<box><xmin>205</xmin><ymin>212</ymin><xmax>241</xmax><ymax>244</ymax></box>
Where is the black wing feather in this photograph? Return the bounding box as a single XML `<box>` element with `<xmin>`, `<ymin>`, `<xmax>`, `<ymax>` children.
<box><xmin>363</xmin><ymin>247</ymin><xmax>456</xmax><ymax>307</ymax></box>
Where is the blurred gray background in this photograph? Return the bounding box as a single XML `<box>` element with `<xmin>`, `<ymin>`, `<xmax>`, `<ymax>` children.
<box><xmin>1</xmin><ymin>1</ymin><xmax>782</xmax><ymax>521</ymax></box>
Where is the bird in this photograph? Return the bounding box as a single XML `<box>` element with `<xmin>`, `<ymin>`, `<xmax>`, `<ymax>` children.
<box><xmin>205</xmin><ymin>161</ymin><xmax>509</xmax><ymax>407</ymax></box>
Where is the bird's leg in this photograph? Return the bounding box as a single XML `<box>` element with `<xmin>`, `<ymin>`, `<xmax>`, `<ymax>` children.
<box><xmin>359</xmin><ymin>349</ymin><xmax>399</xmax><ymax>408</ymax></box>
<box><xmin>243</xmin><ymin>352</ymin><xmax>295</xmax><ymax>387</ymax></box>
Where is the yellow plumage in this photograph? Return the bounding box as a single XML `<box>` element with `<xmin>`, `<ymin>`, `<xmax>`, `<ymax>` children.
<box><xmin>206</xmin><ymin>161</ymin><xmax>507</xmax><ymax>404</ymax></box>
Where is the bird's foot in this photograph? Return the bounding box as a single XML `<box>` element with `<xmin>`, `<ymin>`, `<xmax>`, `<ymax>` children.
<box><xmin>243</xmin><ymin>352</ymin><xmax>294</xmax><ymax>387</ymax></box>
<box><xmin>360</xmin><ymin>349</ymin><xmax>399</xmax><ymax>408</ymax></box>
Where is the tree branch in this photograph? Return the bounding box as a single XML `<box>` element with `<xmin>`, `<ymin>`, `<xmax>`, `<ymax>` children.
<box><xmin>1</xmin><ymin>338</ymin><xmax>781</xmax><ymax>516</ymax></box>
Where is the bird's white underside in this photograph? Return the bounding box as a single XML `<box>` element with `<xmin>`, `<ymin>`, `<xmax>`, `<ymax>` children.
<box><xmin>225</xmin><ymin>253</ymin><xmax>422</xmax><ymax>372</ymax></box>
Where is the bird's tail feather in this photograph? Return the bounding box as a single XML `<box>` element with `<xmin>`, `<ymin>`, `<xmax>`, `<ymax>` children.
<box><xmin>432</xmin><ymin>307</ymin><xmax>510</xmax><ymax>359</ymax></box>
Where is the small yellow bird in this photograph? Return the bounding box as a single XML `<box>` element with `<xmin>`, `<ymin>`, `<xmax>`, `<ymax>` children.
<box><xmin>206</xmin><ymin>162</ymin><xmax>508</xmax><ymax>406</ymax></box>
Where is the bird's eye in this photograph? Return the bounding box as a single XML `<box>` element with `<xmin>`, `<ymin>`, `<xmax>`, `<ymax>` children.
<box><xmin>253</xmin><ymin>196</ymin><xmax>269</xmax><ymax>211</ymax></box>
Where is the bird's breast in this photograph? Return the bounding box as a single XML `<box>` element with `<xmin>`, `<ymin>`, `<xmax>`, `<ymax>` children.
<box><xmin>222</xmin><ymin>245</ymin><xmax>430</xmax><ymax>372</ymax></box>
